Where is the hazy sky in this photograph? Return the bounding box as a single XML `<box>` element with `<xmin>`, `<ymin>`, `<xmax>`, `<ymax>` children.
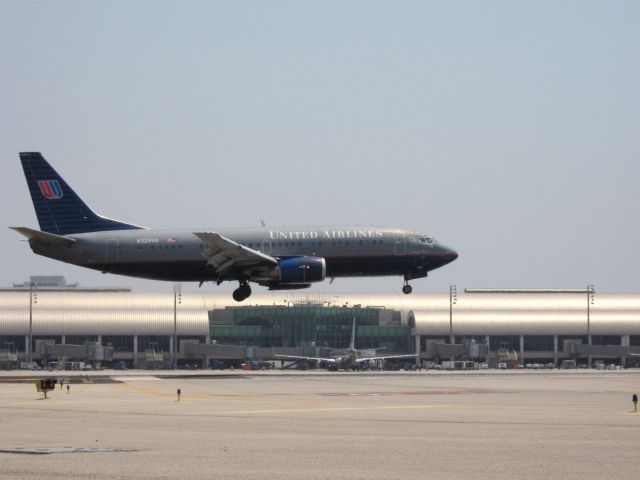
<box><xmin>1</xmin><ymin>1</ymin><xmax>638</xmax><ymax>295</ymax></box>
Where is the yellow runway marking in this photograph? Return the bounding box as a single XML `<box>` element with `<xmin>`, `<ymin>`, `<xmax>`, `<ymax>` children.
<box><xmin>109</xmin><ymin>383</ymin><xmax>633</xmax><ymax>416</ymax></box>
<box><xmin>117</xmin><ymin>382</ymin><xmax>349</xmax><ymax>405</ymax></box>
<box><xmin>4</xmin><ymin>398</ymin><xmax>160</xmax><ymax>408</ymax></box>
<box><xmin>220</xmin><ymin>404</ymin><xmax>451</xmax><ymax>415</ymax></box>
<box><xmin>118</xmin><ymin>382</ymin><xmax>176</xmax><ymax>398</ymax></box>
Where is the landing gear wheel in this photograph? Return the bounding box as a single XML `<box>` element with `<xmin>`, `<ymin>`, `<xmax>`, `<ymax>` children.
<box><xmin>402</xmin><ymin>274</ymin><xmax>414</xmax><ymax>295</ymax></box>
<box><xmin>232</xmin><ymin>282</ymin><xmax>252</xmax><ymax>302</ymax></box>
<box><xmin>232</xmin><ymin>289</ymin><xmax>243</xmax><ymax>302</ymax></box>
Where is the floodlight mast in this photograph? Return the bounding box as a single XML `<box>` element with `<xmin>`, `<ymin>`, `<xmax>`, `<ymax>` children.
<box><xmin>28</xmin><ymin>281</ymin><xmax>37</xmax><ymax>363</ymax></box>
<box><xmin>173</xmin><ymin>284</ymin><xmax>181</xmax><ymax>369</ymax></box>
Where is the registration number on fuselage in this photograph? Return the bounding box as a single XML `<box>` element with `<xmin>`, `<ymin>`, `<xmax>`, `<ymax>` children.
<box><xmin>136</xmin><ymin>238</ymin><xmax>160</xmax><ymax>244</ymax></box>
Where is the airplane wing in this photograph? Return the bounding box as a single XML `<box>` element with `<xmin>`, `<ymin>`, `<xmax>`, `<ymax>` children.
<box><xmin>194</xmin><ymin>232</ymin><xmax>278</xmax><ymax>276</ymax></box>
<box><xmin>274</xmin><ymin>354</ymin><xmax>337</xmax><ymax>363</ymax></box>
<box><xmin>354</xmin><ymin>354</ymin><xmax>417</xmax><ymax>363</ymax></box>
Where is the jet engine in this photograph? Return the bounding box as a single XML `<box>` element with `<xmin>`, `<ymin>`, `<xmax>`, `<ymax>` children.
<box><xmin>276</xmin><ymin>256</ymin><xmax>326</xmax><ymax>284</ymax></box>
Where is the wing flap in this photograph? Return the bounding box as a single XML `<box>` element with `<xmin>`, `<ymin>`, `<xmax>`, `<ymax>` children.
<box><xmin>194</xmin><ymin>231</ymin><xmax>277</xmax><ymax>276</ymax></box>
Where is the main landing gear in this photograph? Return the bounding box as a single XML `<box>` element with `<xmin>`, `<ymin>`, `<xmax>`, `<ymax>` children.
<box><xmin>232</xmin><ymin>281</ymin><xmax>252</xmax><ymax>302</ymax></box>
<box><xmin>402</xmin><ymin>276</ymin><xmax>413</xmax><ymax>295</ymax></box>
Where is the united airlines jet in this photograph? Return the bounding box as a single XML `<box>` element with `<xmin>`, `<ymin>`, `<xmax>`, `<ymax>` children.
<box><xmin>12</xmin><ymin>152</ymin><xmax>458</xmax><ymax>301</ymax></box>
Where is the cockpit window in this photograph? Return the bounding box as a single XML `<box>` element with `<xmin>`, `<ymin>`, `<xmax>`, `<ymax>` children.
<box><xmin>418</xmin><ymin>236</ymin><xmax>436</xmax><ymax>245</ymax></box>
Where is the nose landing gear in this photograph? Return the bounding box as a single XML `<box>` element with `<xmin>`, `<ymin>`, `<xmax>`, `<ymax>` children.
<box><xmin>232</xmin><ymin>281</ymin><xmax>252</xmax><ymax>302</ymax></box>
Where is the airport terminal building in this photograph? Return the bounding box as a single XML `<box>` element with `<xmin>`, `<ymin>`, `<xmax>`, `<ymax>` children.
<box><xmin>1</xmin><ymin>277</ymin><xmax>639</xmax><ymax>369</ymax></box>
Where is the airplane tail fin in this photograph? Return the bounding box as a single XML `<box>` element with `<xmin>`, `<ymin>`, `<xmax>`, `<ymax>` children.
<box><xmin>19</xmin><ymin>152</ymin><xmax>144</xmax><ymax>235</ymax></box>
<box><xmin>349</xmin><ymin>317</ymin><xmax>356</xmax><ymax>350</ymax></box>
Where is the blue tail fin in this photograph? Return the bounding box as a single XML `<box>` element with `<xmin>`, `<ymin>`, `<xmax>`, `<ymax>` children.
<box><xmin>19</xmin><ymin>152</ymin><xmax>144</xmax><ymax>235</ymax></box>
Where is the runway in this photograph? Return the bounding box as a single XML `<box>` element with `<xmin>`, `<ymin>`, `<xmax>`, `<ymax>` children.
<box><xmin>0</xmin><ymin>371</ymin><xmax>639</xmax><ymax>479</ymax></box>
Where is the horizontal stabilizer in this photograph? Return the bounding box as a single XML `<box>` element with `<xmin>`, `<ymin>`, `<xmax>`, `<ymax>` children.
<box><xmin>10</xmin><ymin>227</ymin><xmax>76</xmax><ymax>247</ymax></box>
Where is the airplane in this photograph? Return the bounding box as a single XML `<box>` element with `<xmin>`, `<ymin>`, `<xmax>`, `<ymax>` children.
<box><xmin>11</xmin><ymin>152</ymin><xmax>458</xmax><ymax>302</ymax></box>
<box><xmin>275</xmin><ymin>317</ymin><xmax>416</xmax><ymax>370</ymax></box>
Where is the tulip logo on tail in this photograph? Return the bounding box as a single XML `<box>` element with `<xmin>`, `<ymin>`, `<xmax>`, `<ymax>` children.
<box><xmin>38</xmin><ymin>180</ymin><xmax>63</xmax><ymax>199</ymax></box>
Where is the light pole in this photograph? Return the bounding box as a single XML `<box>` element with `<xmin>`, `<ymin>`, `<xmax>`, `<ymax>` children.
<box><xmin>587</xmin><ymin>284</ymin><xmax>595</xmax><ymax>368</ymax></box>
<box><xmin>449</xmin><ymin>284</ymin><xmax>457</xmax><ymax>363</ymax></box>
<box><xmin>27</xmin><ymin>281</ymin><xmax>38</xmax><ymax>363</ymax></box>
<box><xmin>173</xmin><ymin>284</ymin><xmax>182</xmax><ymax>369</ymax></box>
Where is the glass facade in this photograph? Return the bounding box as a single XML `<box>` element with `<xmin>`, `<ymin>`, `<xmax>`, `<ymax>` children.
<box><xmin>558</xmin><ymin>336</ymin><xmax>588</xmax><ymax>352</ymax></box>
<box><xmin>0</xmin><ymin>335</ymin><xmax>25</xmax><ymax>353</ymax></box>
<box><xmin>138</xmin><ymin>335</ymin><xmax>170</xmax><ymax>352</ymax></box>
<box><xmin>455</xmin><ymin>336</ymin><xmax>487</xmax><ymax>345</ymax></box>
<box><xmin>524</xmin><ymin>335</ymin><xmax>554</xmax><ymax>352</ymax></box>
<box><xmin>489</xmin><ymin>335</ymin><xmax>520</xmax><ymax>352</ymax></box>
<box><xmin>65</xmin><ymin>335</ymin><xmax>98</xmax><ymax>345</ymax></box>
<box><xmin>591</xmin><ymin>335</ymin><xmax>621</xmax><ymax>346</ymax></box>
<box><xmin>210</xmin><ymin>306</ymin><xmax>411</xmax><ymax>352</ymax></box>
<box><xmin>357</xmin><ymin>326</ymin><xmax>411</xmax><ymax>352</ymax></box>
<box><xmin>102</xmin><ymin>335</ymin><xmax>134</xmax><ymax>352</ymax></box>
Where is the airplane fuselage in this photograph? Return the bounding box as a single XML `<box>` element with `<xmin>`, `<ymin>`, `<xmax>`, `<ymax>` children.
<box><xmin>332</xmin><ymin>351</ymin><xmax>359</xmax><ymax>370</ymax></box>
<box><xmin>29</xmin><ymin>225</ymin><xmax>457</xmax><ymax>284</ymax></box>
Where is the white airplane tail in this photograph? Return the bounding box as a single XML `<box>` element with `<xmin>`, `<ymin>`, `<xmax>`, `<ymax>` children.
<box><xmin>349</xmin><ymin>317</ymin><xmax>356</xmax><ymax>351</ymax></box>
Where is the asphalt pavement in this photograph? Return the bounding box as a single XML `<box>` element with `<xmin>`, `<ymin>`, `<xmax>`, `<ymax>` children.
<box><xmin>0</xmin><ymin>370</ymin><xmax>639</xmax><ymax>480</ymax></box>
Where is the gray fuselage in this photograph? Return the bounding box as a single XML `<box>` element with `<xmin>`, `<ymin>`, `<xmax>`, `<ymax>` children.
<box><xmin>28</xmin><ymin>225</ymin><xmax>457</xmax><ymax>284</ymax></box>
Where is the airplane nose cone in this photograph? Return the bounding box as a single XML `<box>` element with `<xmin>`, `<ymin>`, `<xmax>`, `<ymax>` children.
<box><xmin>438</xmin><ymin>246</ymin><xmax>459</xmax><ymax>267</ymax></box>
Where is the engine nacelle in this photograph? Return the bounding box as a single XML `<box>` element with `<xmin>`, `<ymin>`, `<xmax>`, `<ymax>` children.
<box><xmin>277</xmin><ymin>256</ymin><xmax>326</xmax><ymax>284</ymax></box>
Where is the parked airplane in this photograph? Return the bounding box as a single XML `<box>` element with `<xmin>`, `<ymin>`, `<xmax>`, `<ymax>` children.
<box><xmin>276</xmin><ymin>318</ymin><xmax>416</xmax><ymax>370</ymax></box>
<box><xmin>12</xmin><ymin>152</ymin><xmax>458</xmax><ymax>301</ymax></box>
